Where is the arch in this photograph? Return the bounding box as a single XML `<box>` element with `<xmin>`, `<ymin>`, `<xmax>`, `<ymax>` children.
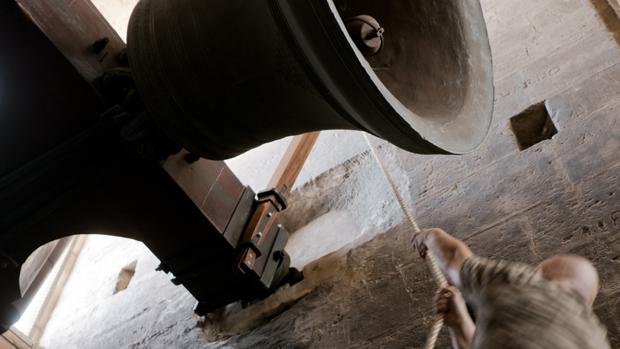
<box><xmin>1</xmin><ymin>157</ymin><xmax>236</xmax><ymax>333</ymax></box>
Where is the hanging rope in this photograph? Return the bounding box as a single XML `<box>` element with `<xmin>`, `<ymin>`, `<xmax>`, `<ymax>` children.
<box><xmin>363</xmin><ymin>134</ymin><xmax>448</xmax><ymax>349</ymax></box>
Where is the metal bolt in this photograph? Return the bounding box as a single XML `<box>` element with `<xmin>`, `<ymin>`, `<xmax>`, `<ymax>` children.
<box><xmin>183</xmin><ymin>152</ymin><xmax>201</xmax><ymax>164</ymax></box>
<box><xmin>116</xmin><ymin>50</ymin><xmax>129</xmax><ymax>67</ymax></box>
<box><xmin>273</xmin><ymin>250</ymin><xmax>285</xmax><ymax>261</ymax></box>
<box><xmin>267</xmin><ymin>212</ymin><xmax>273</xmax><ymax>218</ymax></box>
<box><xmin>344</xmin><ymin>15</ymin><xmax>384</xmax><ymax>57</ymax></box>
<box><xmin>256</xmin><ymin>232</ymin><xmax>263</xmax><ymax>239</ymax></box>
<box><xmin>91</xmin><ymin>37</ymin><xmax>110</xmax><ymax>54</ymax></box>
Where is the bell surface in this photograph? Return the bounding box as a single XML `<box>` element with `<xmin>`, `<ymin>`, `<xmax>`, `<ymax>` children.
<box><xmin>127</xmin><ymin>0</ymin><xmax>494</xmax><ymax>160</ymax></box>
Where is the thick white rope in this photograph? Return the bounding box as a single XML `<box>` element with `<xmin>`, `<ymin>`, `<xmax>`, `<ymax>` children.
<box><xmin>363</xmin><ymin>134</ymin><xmax>448</xmax><ymax>349</ymax></box>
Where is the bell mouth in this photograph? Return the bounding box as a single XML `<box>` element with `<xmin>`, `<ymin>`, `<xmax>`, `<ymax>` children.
<box><xmin>332</xmin><ymin>0</ymin><xmax>494</xmax><ymax>154</ymax></box>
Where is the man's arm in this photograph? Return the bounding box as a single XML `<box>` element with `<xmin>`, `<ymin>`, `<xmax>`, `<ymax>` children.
<box><xmin>412</xmin><ymin>228</ymin><xmax>473</xmax><ymax>290</ymax></box>
<box><xmin>414</xmin><ymin>229</ymin><xmax>476</xmax><ymax>349</ymax></box>
<box><xmin>437</xmin><ymin>287</ymin><xmax>475</xmax><ymax>349</ymax></box>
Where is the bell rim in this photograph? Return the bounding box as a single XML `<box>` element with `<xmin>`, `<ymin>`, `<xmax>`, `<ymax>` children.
<box><xmin>273</xmin><ymin>0</ymin><xmax>495</xmax><ymax>155</ymax></box>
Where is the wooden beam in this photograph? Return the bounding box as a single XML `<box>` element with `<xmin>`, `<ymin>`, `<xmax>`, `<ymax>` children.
<box><xmin>28</xmin><ymin>236</ymin><xmax>87</xmax><ymax>346</ymax></box>
<box><xmin>0</xmin><ymin>328</ymin><xmax>32</xmax><ymax>349</ymax></box>
<box><xmin>17</xmin><ymin>238</ymin><xmax>72</xmax><ymax>311</ymax></box>
<box><xmin>268</xmin><ymin>132</ymin><xmax>320</xmax><ymax>198</ymax></box>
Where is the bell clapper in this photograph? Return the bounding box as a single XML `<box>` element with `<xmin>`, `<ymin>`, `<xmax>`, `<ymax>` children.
<box><xmin>344</xmin><ymin>15</ymin><xmax>385</xmax><ymax>57</ymax></box>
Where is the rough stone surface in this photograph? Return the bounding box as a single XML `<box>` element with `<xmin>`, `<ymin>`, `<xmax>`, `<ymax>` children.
<box><xmin>39</xmin><ymin>236</ymin><xmax>208</xmax><ymax>349</ymax></box>
<box><xmin>32</xmin><ymin>0</ymin><xmax>620</xmax><ymax>348</ymax></box>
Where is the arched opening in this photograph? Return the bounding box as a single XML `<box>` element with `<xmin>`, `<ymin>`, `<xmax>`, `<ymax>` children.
<box><xmin>12</xmin><ymin>235</ymin><xmax>155</xmax><ymax>348</ymax></box>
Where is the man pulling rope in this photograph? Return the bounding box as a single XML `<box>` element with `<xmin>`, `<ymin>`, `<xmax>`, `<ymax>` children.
<box><xmin>413</xmin><ymin>228</ymin><xmax>611</xmax><ymax>349</ymax></box>
<box><xmin>363</xmin><ymin>135</ymin><xmax>611</xmax><ymax>349</ymax></box>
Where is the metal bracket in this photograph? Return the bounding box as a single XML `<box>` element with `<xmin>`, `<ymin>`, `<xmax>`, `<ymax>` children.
<box><xmin>237</xmin><ymin>187</ymin><xmax>288</xmax><ymax>258</ymax></box>
<box><xmin>256</xmin><ymin>188</ymin><xmax>288</xmax><ymax>211</ymax></box>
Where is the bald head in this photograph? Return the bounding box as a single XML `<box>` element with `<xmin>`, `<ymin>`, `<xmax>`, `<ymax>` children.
<box><xmin>536</xmin><ymin>255</ymin><xmax>600</xmax><ymax>307</ymax></box>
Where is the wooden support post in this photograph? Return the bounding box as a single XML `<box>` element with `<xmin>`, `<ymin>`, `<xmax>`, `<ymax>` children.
<box><xmin>236</xmin><ymin>132</ymin><xmax>320</xmax><ymax>279</ymax></box>
<box><xmin>17</xmin><ymin>238</ymin><xmax>72</xmax><ymax>311</ymax></box>
<box><xmin>28</xmin><ymin>236</ymin><xmax>87</xmax><ymax>346</ymax></box>
<box><xmin>268</xmin><ymin>132</ymin><xmax>321</xmax><ymax>198</ymax></box>
<box><xmin>0</xmin><ymin>328</ymin><xmax>32</xmax><ymax>349</ymax></box>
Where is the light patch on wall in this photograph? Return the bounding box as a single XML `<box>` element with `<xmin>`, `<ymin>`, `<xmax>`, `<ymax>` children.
<box><xmin>113</xmin><ymin>260</ymin><xmax>137</xmax><ymax>294</ymax></box>
<box><xmin>286</xmin><ymin>210</ymin><xmax>362</xmax><ymax>270</ymax></box>
<box><xmin>90</xmin><ymin>0</ymin><xmax>140</xmax><ymax>42</ymax></box>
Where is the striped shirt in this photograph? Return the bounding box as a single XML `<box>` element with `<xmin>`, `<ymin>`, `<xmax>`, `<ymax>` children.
<box><xmin>460</xmin><ymin>257</ymin><xmax>610</xmax><ymax>349</ymax></box>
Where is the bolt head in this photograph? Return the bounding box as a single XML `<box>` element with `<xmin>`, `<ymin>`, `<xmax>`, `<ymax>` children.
<box><xmin>273</xmin><ymin>250</ymin><xmax>285</xmax><ymax>261</ymax></box>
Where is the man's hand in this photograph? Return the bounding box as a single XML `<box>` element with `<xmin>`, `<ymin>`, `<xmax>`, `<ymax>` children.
<box><xmin>436</xmin><ymin>286</ymin><xmax>475</xmax><ymax>349</ymax></box>
<box><xmin>411</xmin><ymin>230</ymin><xmax>430</xmax><ymax>258</ymax></box>
<box><xmin>411</xmin><ymin>228</ymin><xmax>474</xmax><ymax>287</ymax></box>
<box><xmin>411</xmin><ymin>228</ymin><xmax>450</xmax><ymax>259</ymax></box>
<box><xmin>436</xmin><ymin>286</ymin><xmax>468</xmax><ymax>327</ymax></box>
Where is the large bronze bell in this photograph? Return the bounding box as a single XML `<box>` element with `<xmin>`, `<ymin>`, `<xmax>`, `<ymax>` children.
<box><xmin>127</xmin><ymin>0</ymin><xmax>494</xmax><ymax>160</ymax></box>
